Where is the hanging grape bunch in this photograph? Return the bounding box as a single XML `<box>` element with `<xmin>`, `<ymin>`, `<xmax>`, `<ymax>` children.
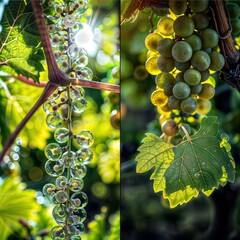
<box><xmin>42</xmin><ymin>0</ymin><xmax>95</xmax><ymax>238</ymax></box>
<box><xmin>145</xmin><ymin>0</ymin><xmax>226</xmax><ymax>135</ymax></box>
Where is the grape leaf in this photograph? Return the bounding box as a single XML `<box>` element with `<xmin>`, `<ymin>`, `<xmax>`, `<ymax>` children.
<box><xmin>136</xmin><ymin>117</ymin><xmax>235</xmax><ymax>208</ymax></box>
<box><xmin>136</xmin><ymin>133</ymin><xmax>174</xmax><ymax>192</ymax></box>
<box><xmin>0</xmin><ymin>0</ymin><xmax>44</xmax><ymax>82</ymax></box>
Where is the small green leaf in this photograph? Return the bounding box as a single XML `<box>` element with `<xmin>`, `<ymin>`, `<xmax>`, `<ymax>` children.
<box><xmin>0</xmin><ymin>0</ymin><xmax>44</xmax><ymax>82</ymax></box>
<box><xmin>136</xmin><ymin>117</ymin><xmax>235</xmax><ymax>208</ymax></box>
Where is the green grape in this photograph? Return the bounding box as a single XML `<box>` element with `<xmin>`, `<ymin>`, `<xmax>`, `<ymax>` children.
<box><xmin>185</xmin><ymin>34</ymin><xmax>202</xmax><ymax>52</ymax></box>
<box><xmin>174</xmin><ymin>60</ymin><xmax>191</xmax><ymax>71</ymax></box>
<box><xmin>45</xmin><ymin>160</ymin><xmax>65</xmax><ymax>177</ymax></box>
<box><xmin>145</xmin><ymin>56</ymin><xmax>161</xmax><ymax>75</ymax></box>
<box><xmin>46</xmin><ymin>112</ymin><xmax>63</xmax><ymax>129</ymax></box>
<box><xmin>157</xmin><ymin>56</ymin><xmax>175</xmax><ymax>72</ymax></box>
<box><xmin>72</xmin><ymin>98</ymin><xmax>87</xmax><ymax>113</ymax></box>
<box><xmin>184</xmin><ymin>69</ymin><xmax>201</xmax><ymax>86</ymax></box>
<box><xmin>157</xmin><ymin>38</ymin><xmax>175</xmax><ymax>57</ymax></box>
<box><xmin>70</xmin><ymin>165</ymin><xmax>87</xmax><ymax>179</ymax></box>
<box><xmin>231</xmin><ymin>18</ymin><xmax>240</xmax><ymax>34</ymax></box>
<box><xmin>173</xmin><ymin>16</ymin><xmax>195</xmax><ymax>37</ymax></box>
<box><xmin>197</xmin><ymin>99</ymin><xmax>212</xmax><ymax>114</ymax></box>
<box><xmin>55</xmin><ymin>190</ymin><xmax>69</xmax><ymax>203</ymax></box>
<box><xmin>55</xmin><ymin>176</ymin><xmax>68</xmax><ymax>189</ymax></box>
<box><xmin>70</xmin><ymin>192</ymin><xmax>88</xmax><ymax>209</ymax></box>
<box><xmin>168</xmin><ymin>95</ymin><xmax>181</xmax><ymax>109</ymax></box>
<box><xmin>173</xmin><ymin>82</ymin><xmax>191</xmax><ymax>99</ymax></box>
<box><xmin>179</xmin><ymin>123</ymin><xmax>191</xmax><ymax>137</ymax></box>
<box><xmin>155</xmin><ymin>72</ymin><xmax>175</xmax><ymax>89</ymax></box>
<box><xmin>191</xmin><ymin>50</ymin><xmax>210</xmax><ymax>71</ymax></box>
<box><xmin>175</xmin><ymin>72</ymin><xmax>184</xmax><ymax>82</ymax></box>
<box><xmin>76</xmin><ymin>148</ymin><xmax>93</xmax><ymax>165</ymax></box>
<box><xmin>200</xmin><ymin>28</ymin><xmax>219</xmax><ymax>49</ymax></box>
<box><xmin>188</xmin><ymin>0</ymin><xmax>209</xmax><ymax>13</ymax></box>
<box><xmin>200</xmin><ymin>69</ymin><xmax>210</xmax><ymax>82</ymax></box>
<box><xmin>76</xmin><ymin>130</ymin><xmax>94</xmax><ymax>148</ymax></box>
<box><xmin>180</xmin><ymin>97</ymin><xmax>197</xmax><ymax>114</ymax></box>
<box><xmin>227</xmin><ymin>3</ymin><xmax>240</xmax><ymax>19</ymax></box>
<box><xmin>69</xmin><ymin>178</ymin><xmax>84</xmax><ymax>192</ymax></box>
<box><xmin>45</xmin><ymin>143</ymin><xmax>62</xmax><ymax>160</ymax></box>
<box><xmin>157</xmin><ymin>17</ymin><xmax>174</xmax><ymax>36</ymax></box>
<box><xmin>172</xmin><ymin>41</ymin><xmax>193</xmax><ymax>62</ymax></box>
<box><xmin>145</xmin><ymin>33</ymin><xmax>163</xmax><ymax>52</ymax></box>
<box><xmin>198</xmin><ymin>83</ymin><xmax>215</xmax><ymax>100</ymax></box>
<box><xmin>209</xmin><ymin>51</ymin><xmax>225</xmax><ymax>71</ymax></box>
<box><xmin>54</xmin><ymin>128</ymin><xmax>70</xmax><ymax>143</ymax></box>
<box><xmin>192</xmin><ymin>13</ymin><xmax>209</xmax><ymax>30</ymax></box>
<box><xmin>75</xmin><ymin>67</ymin><xmax>93</xmax><ymax>80</ymax></box>
<box><xmin>190</xmin><ymin>84</ymin><xmax>202</xmax><ymax>94</ymax></box>
<box><xmin>52</xmin><ymin>205</ymin><xmax>66</xmax><ymax>225</ymax></box>
<box><xmin>151</xmin><ymin>90</ymin><xmax>168</xmax><ymax>106</ymax></box>
<box><xmin>169</xmin><ymin>0</ymin><xmax>187</xmax><ymax>15</ymax></box>
<box><xmin>161</xmin><ymin>120</ymin><xmax>179</xmax><ymax>136</ymax></box>
<box><xmin>164</xmin><ymin>83</ymin><xmax>174</xmax><ymax>96</ymax></box>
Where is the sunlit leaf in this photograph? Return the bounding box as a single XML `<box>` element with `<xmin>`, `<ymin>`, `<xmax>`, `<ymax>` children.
<box><xmin>0</xmin><ymin>177</ymin><xmax>39</xmax><ymax>240</ymax></box>
<box><xmin>136</xmin><ymin>117</ymin><xmax>235</xmax><ymax>208</ymax></box>
<box><xmin>0</xmin><ymin>77</ymin><xmax>50</xmax><ymax>149</ymax></box>
<box><xmin>0</xmin><ymin>0</ymin><xmax>44</xmax><ymax>82</ymax></box>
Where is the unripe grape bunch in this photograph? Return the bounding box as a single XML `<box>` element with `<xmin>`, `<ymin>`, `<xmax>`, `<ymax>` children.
<box><xmin>145</xmin><ymin>0</ymin><xmax>226</xmax><ymax>137</ymax></box>
<box><xmin>42</xmin><ymin>0</ymin><xmax>95</xmax><ymax>238</ymax></box>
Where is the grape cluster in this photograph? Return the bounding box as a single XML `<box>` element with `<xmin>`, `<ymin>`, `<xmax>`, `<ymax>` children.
<box><xmin>42</xmin><ymin>1</ymin><xmax>97</xmax><ymax>238</ymax></box>
<box><xmin>43</xmin><ymin>85</ymin><xmax>94</xmax><ymax>239</ymax></box>
<box><xmin>46</xmin><ymin>0</ymin><xmax>93</xmax><ymax>79</ymax></box>
<box><xmin>226</xmin><ymin>0</ymin><xmax>240</xmax><ymax>35</ymax></box>
<box><xmin>145</xmin><ymin>0</ymin><xmax>225</xmax><ymax>135</ymax></box>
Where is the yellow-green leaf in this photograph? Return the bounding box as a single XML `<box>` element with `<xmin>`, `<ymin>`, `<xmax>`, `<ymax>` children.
<box><xmin>136</xmin><ymin>117</ymin><xmax>235</xmax><ymax>208</ymax></box>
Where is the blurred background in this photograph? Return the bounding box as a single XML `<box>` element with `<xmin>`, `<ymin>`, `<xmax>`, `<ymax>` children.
<box><xmin>121</xmin><ymin>2</ymin><xmax>240</xmax><ymax>240</ymax></box>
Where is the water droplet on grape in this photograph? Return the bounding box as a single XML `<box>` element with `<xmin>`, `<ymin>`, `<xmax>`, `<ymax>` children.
<box><xmin>69</xmin><ymin>178</ymin><xmax>84</xmax><ymax>192</ymax></box>
<box><xmin>75</xmin><ymin>67</ymin><xmax>93</xmax><ymax>80</ymax></box>
<box><xmin>43</xmin><ymin>183</ymin><xmax>56</xmax><ymax>198</ymax></box>
<box><xmin>46</xmin><ymin>112</ymin><xmax>63</xmax><ymax>129</ymax></box>
<box><xmin>45</xmin><ymin>143</ymin><xmax>62</xmax><ymax>160</ymax></box>
<box><xmin>45</xmin><ymin>159</ymin><xmax>65</xmax><ymax>177</ymax></box>
<box><xmin>70</xmin><ymin>192</ymin><xmax>88</xmax><ymax>209</ymax></box>
<box><xmin>55</xmin><ymin>176</ymin><xmax>68</xmax><ymax>189</ymax></box>
<box><xmin>76</xmin><ymin>148</ymin><xmax>93</xmax><ymax>165</ymax></box>
<box><xmin>70</xmin><ymin>165</ymin><xmax>87</xmax><ymax>179</ymax></box>
<box><xmin>67</xmin><ymin>44</ymin><xmax>79</xmax><ymax>59</ymax></box>
<box><xmin>63</xmin><ymin>15</ymin><xmax>76</xmax><ymax>28</ymax></box>
<box><xmin>55</xmin><ymin>190</ymin><xmax>69</xmax><ymax>203</ymax></box>
<box><xmin>54</xmin><ymin>128</ymin><xmax>70</xmax><ymax>143</ymax></box>
<box><xmin>51</xmin><ymin>225</ymin><xmax>65</xmax><ymax>238</ymax></box>
<box><xmin>76</xmin><ymin>130</ymin><xmax>94</xmax><ymax>148</ymax></box>
<box><xmin>71</xmin><ymin>98</ymin><xmax>87</xmax><ymax>113</ymax></box>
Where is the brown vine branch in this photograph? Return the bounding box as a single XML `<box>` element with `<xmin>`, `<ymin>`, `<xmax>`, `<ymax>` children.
<box><xmin>0</xmin><ymin>82</ymin><xmax>57</xmax><ymax>161</ymax></box>
<box><xmin>70</xmin><ymin>78</ymin><xmax>120</xmax><ymax>93</ymax></box>
<box><xmin>4</xmin><ymin>74</ymin><xmax>120</xmax><ymax>92</ymax></box>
